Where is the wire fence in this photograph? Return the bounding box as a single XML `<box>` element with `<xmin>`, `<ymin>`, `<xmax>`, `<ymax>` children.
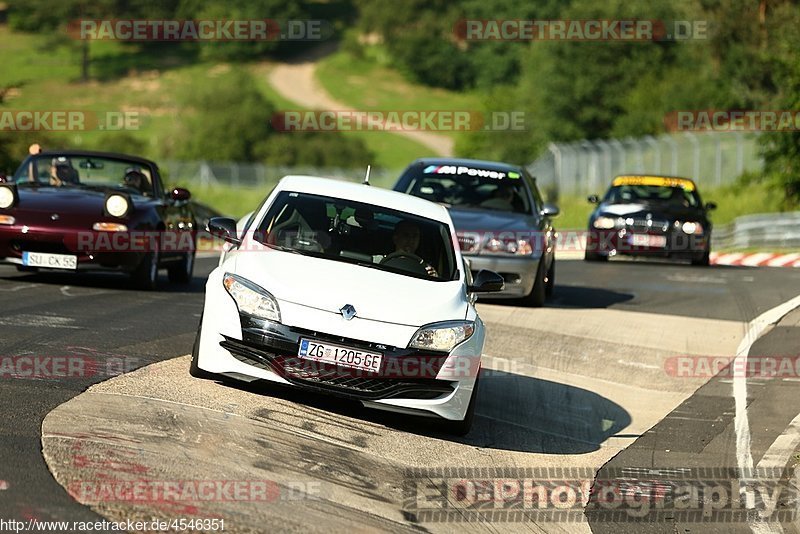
<box><xmin>161</xmin><ymin>160</ymin><xmax>399</xmax><ymax>190</ymax></box>
<box><xmin>527</xmin><ymin>132</ymin><xmax>764</xmax><ymax>198</ymax></box>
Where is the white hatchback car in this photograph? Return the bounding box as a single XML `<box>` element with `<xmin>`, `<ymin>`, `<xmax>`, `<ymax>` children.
<box><xmin>190</xmin><ymin>176</ymin><xmax>504</xmax><ymax>434</ymax></box>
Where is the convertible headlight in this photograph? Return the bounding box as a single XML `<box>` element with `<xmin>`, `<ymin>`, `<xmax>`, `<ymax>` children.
<box><xmin>223</xmin><ymin>273</ymin><xmax>281</xmax><ymax>322</ymax></box>
<box><xmin>681</xmin><ymin>221</ymin><xmax>703</xmax><ymax>235</ymax></box>
<box><xmin>409</xmin><ymin>321</ymin><xmax>475</xmax><ymax>352</ymax></box>
<box><xmin>105</xmin><ymin>194</ymin><xmax>130</xmax><ymax>218</ymax></box>
<box><xmin>592</xmin><ymin>216</ymin><xmax>619</xmax><ymax>229</ymax></box>
<box><xmin>0</xmin><ymin>187</ymin><xmax>15</xmax><ymax>209</ymax></box>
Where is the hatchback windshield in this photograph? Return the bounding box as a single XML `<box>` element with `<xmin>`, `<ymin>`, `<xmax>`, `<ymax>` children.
<box><xmin>254</xmin><ymin>191</ymin><xmax>458</xmax><ymax>281</ymax></box>
<box><xmin>399</xmin><ymin>165</ymin><xmax>531</xmax><ymax>213</ymax></box>
<box><xmin>604</xmin><ymin>185</ymin><xmax>701</xmax><ymax>208</ymax></box>
<box><xmin>13</xmin><ymin>154</ymin><xmax>154</xmax><ymax>197</ymax></box>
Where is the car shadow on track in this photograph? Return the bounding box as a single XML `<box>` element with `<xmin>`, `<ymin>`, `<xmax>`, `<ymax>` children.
<box><xmin>547</xmin><ymin>285</ymin><xmax>634</xmax><ymax>308</ymax></box>
<box><xmin>0</xmin><ymin>269</ymin><xmax>207</xmax><ymax>293</ymax></box>
<box><xmin>215</xmin><ymin>369</ymin><xmax>631</xmax><ymax>455</ymax></box>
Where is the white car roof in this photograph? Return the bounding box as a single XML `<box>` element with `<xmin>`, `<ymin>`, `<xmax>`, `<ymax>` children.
<box><xmin>275</xmin><ymin>175</ymin><xmax>452</xmax><ymax>224</ymax></box>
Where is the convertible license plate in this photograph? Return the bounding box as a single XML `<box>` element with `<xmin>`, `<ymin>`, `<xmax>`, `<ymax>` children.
<box><xmin>630</xmin><ymin>234</ymin><xmax>666</xmax><ymax>248</ymax></box>
<box><xmin>22</xmin><ymin>251</ymin><xmax>77</xmax><ymax>270</ymax></box>
<box><xmin>298</xmin><ymin>339</ymin><xmax>383</xmax><ymax>373</ymax></box>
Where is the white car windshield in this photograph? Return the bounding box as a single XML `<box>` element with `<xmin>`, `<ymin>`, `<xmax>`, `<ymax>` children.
<box><xmin>254</xmin><ymin>191</ymin><xmax>458</xmax><ymax>281</ymax></box>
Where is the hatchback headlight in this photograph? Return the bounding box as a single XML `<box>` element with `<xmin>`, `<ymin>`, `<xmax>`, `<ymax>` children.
<box><xmin>681</xmin><ymin>221</ymin><xmax>703</xmax><ymax>235</ymax></box>
<box><xmin>592</xmin><ymin>216</ymin><xmax>619</xmax><ymax>229</ymax></box>
<box><xmin>409</xmin><ymin>321</ymin><xmax>475</xmax><ymax>352</ymax></box>
<box><xmin>223</xmin><ymin>273</ymin><xmax>281</xmax><ymax>322</ymax></box>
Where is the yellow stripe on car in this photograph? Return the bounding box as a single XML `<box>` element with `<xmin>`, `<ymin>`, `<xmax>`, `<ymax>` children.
<box><xmin>612</xmin><ymin>175</ymin><xmax>696</xmax><ymax>191</ymax></box>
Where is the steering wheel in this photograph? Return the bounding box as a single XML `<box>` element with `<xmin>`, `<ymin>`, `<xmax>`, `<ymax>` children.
<box><xmin>381</xmin><ymin>252</ymin><xmax>438</xmax><ymax>277</ymax></box>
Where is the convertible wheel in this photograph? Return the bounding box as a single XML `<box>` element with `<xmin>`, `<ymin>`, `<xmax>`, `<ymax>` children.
<box><xmin>520</xmin><ymin>257</ymin><xmax>547</xmax><ymax>307</ymax></box>
<box><xmin>442</xmin><ymin>370</ymin><xmax>480</xmax><ymax>436</ymax></box>
<box><xmin>168</xmin><ymin>252</ymin><xmax>195</xmax><ymax>284</ymax></box>
<box><xmin>131</xmin><ymin>251</ymin><xmax>159</xmax><ymax>290</ymax></box>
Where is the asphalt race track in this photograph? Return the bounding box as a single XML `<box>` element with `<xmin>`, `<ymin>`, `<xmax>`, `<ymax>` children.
<box><xmin>1</xmin><ymin>257</ymin><xmax>799</xmax><ymax>533</ymax></box>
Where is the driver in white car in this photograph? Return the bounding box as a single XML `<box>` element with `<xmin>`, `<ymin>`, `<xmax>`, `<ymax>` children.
<box><xmin>380</xmin><ymin>220</ymin><xmax>438</xmax><ymax>278</ymax></box>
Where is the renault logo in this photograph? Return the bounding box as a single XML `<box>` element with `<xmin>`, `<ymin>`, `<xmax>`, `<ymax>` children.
<box><xmin>339</xmin><ymin>304</ymin><xmax>357</xmax><ymax>320</ymax></box>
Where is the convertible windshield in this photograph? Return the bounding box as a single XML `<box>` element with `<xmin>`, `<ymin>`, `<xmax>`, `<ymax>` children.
<box><xmin>13</xmin><ymin>154</ymin><xmax>154</xmax><ymax>196</ymax></box>
<box><xmin>604</xmin><ymin>185</ymin><xmax>701</xmax><ymax>208</ymax></box>
<box><xmin>254</xmin><ymin>191</ymin><xmax>458</xmax><ymax>281</ymax></box>
<box><xmin>400</xmin><ymin>165</ymin><xmax>531</xmax><ymax>213</ymax></box>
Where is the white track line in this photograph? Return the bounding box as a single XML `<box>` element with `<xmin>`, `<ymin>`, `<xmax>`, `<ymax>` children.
<box><xmin>733</xmin><ymin>294</ymin><xmax>800</xmax><ymax>533</ymax></box>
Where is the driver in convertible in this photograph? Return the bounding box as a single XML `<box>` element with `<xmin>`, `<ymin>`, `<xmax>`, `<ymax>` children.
<box><xmin>380</xmin><ymin>220</ymin><xmax>438</xmax><ymax>278</ymax></box>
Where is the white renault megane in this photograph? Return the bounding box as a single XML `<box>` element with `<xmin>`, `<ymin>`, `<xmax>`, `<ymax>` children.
<box><xmin>190</xmin><ymin>175</ymin><xmax>504</xmax><ymax>434</ymax></box>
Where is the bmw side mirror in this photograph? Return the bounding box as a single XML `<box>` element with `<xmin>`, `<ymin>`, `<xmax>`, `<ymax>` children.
<box><xmin>541</xmin><ymin>203</ymin><xmax>560</xmax><ymax>217</ymax></box>
<box><xmin>208</xmin><ymin>216</ymin><xmax>241</xmax><ymax>244</ymax></box>
<box><xmin>705</xmin><ymin>201</ymin><xmax>717</xmax><ymax>211</ymax></box>
<box><xmin>171</xmin><ymin>187</ymin><xmax>191</xmax><ymax>202</ymax></box>
<box><xmin>468</xmin><ymin>269</ymin><xmax>505</xmax><ymax>293</ymax></box>
<box><xmin>587</xmin><ymin>194</ymin><xmax>599</xmax><ymax>204</ymax></box>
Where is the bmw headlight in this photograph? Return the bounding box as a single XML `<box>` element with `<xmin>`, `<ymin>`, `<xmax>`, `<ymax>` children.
<box><xmin>482</xmin><ymin>237</ymin><xmax>533</xmax><ymax>255</ymax></box>
<box><xmin>223</xmin><ymin>273</ymin><xmax>281</xmax><ymax>322</ymax></box>
<box><xmin>105</xmin><ymin>194</ymin><xmax>130</xmax><ymax>218</ymax></box>
<box><xmin>681</xmin><ymin>221</ymin><xmax>703</xmax><ymax>235</ymax></box>
<box><xmin>592</xmin><ymin>216</ymin><xmax>619</xmax><ymax>230</ymax></box>
<box><xmin>409</xmin><ymin>321</ymin><xmax>475</xmax><ymax>352</ymax></box>
<box><xmin>0</xmin><ymin>186</ymin><xmax>15</xmax><ymax>209</ymax></box>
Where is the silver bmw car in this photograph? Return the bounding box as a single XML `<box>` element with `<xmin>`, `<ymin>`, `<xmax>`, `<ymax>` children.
<box><xmin>393</xmin><ymin>158</ymin><xmax>559</xmax><ymax>307</ymax></box>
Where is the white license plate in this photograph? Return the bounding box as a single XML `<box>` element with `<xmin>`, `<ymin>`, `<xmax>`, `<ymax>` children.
<box><xmin>630</xmin><ymin>234</ymin><xmax>666</xmax><ymax>248</ymax></box>
<box><xmin>298</xmin><ymin>338</ymin><xmax>383</xmax><ymax>373</ymax></box>
<box><xmin>22</xmin><ymin>251</ymin><xmax>77</xmax><ymax>270</ymax></box>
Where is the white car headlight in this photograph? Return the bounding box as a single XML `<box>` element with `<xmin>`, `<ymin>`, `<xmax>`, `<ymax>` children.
<box><xmin>0</xmin><ymin>187</ymin><xmax>15</xmax><ymax>209</ymax></box>
<box><xmin>409</xmin><ymin>321</ymin><xmax>475</xmax><ymax>352</ymax></box>
<box><xmin>681</xmin><ymin>221</ymin><xmax>703</xmax><ymax>234</ymax></box>
<box><xmin>105</xmin><ymin>194</ymin><xmax>130</xmax><ymax>218</ymax></box>
<box><xmin>223</xmin><ymin>273</ymin><xmax>281</xmax><ymax>322</ymax></box>
<box><xmin>592</xmin><ymin>216</ymin><xmax>618</xmax><ymax>229</ymax></box>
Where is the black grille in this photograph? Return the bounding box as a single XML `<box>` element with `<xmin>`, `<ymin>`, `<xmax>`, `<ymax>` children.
<box><xmin>221</xmin><ymin>337</ymin><xmax>455</xmax><ymax>401</ymax></box>
<box><xmin>625</xmin><ymin>218</ymin><xmax>670</xmax><ymax>233</ymax></box>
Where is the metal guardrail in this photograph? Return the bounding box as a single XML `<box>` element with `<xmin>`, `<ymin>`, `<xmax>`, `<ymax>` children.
<box><xmin>712</xmin><ymin>212</ymin><xmax>800</xmax><ymax>250</ymax></box>
<box><xmin>528</xmin><ymin>132</ymin><xmax>764</xmax><ymax>196</ymax></box>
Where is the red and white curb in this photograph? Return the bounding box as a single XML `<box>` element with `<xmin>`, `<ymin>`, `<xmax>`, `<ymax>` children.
<box><xmin>711</xmin><ymin>252</ymin><xmax>800</xmax><ymax>267</ymax></box>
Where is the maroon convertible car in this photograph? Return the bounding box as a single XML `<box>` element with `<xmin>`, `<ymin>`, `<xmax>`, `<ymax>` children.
<box><xmin>0</xmin><ymin>149</ymin><xmax>196</xmax><ymax>289</ymax></box>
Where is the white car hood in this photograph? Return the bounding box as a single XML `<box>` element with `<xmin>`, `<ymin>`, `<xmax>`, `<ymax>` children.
<box><xmin>231</xmin><ymin>246</ymin><xmax>467</xmax><ymax>328</ymax></box>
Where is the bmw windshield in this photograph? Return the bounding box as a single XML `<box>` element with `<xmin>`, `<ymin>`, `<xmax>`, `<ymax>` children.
<box><xmin>254</xmin><ymin>191</ymin><xmax>458</xmax><ymax>282</ymax></box>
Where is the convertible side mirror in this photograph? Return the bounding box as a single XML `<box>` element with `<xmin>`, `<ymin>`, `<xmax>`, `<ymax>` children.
<box><xmin>208</xmin><ymin>216</ymin><xmax>241</xmax><ymax>244</ymax></box>
<box><xmin>468</xmin><ymin>269</ymin><xmax>505</xmax><ymax>293</ymax></box>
